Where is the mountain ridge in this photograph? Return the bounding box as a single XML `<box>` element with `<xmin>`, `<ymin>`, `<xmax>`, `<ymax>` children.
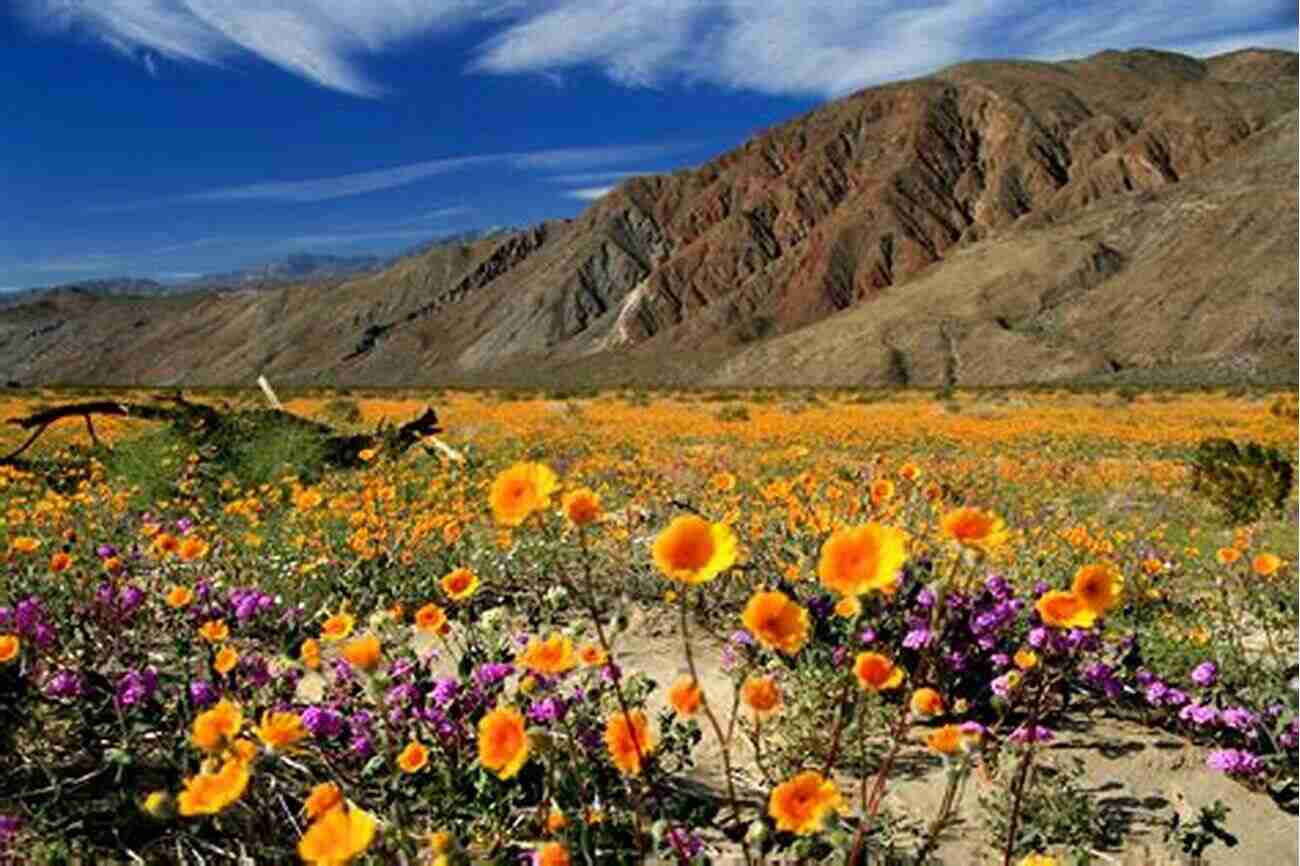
<box><xmin>1</xmin><ymin>47</ymin><xmax>1295</xmax><ymax>388</ymax></box>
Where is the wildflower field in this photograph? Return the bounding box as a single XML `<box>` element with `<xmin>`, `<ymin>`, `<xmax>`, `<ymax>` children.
<box><xmin>0</xmin><ymin>387</ymin><xmax>1295</xmax><ymax>865</ymax></box>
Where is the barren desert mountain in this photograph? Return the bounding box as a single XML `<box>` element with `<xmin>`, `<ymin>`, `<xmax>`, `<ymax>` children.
<box><xmin>1</xmin><ymin>47</ymin><xmax>1296</xmax><ymax>388</ymax></box>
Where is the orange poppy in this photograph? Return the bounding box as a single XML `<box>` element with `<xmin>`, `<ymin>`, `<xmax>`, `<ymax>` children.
<box><xmin>341</xmin><ymin>635</ymin><xmax>382</xmax><ymax>671</ymax></box>
<box><xmin>518</xmin><ymin>633</ymin><xmax>577</xmax><ymax>676</ymax></box>
<box><xmin>213</xmin><ymin>646</ymin><xmax>239</xmax><ymax>675</ymax></box>
<box><xmin>910</xmin><ymin>688</ymin><xmax>945</xmax><ymax>717</ymax></box>
<box><xmin>414</xmin><ymin>603</ymin><xmax>450</xmax><ymax>634</ymax></box>
<box><xmin>1035</xmin><ymin>590</ymin><xmax>1097</xmax><ymax>629</ymax></box>
<box><xmin>398</xmin><ymin>741</ymin><xmax>429</xmax><ymax>774</ymax></box>
<box><xmin>535</xmin><ymin>842</ymin><xmax>571</xmax><ymax>866</ymax></box>
<box><xmin>1253</xmin><ymin>553</ymin><xmax>1283</xmax><ymax>576</ymax></box>
<box><xmin>577</xmin><ymin>643</ymin><xmax>607</xmax><ymax>667</ymax></box>
<box><xmin>320</xmin><ymin>611</ymin><xmax>355</xmax><ymax>642</ymax></box>
<box><xmin>199</xmin><ymin>620</ymin><xmax>229</xmax><ymax>643</ymax></box>
<box><xmin>940</xmin><ymin>507</ymin><xmax>1008</xmax><ymax>552</ymax></box>
<box><xmin>297</xmin><ymin>803</ymin><xmax>378</xmax><ymax>866</ymax></box>
<box><xmin>1071</xmin><ymin>563</ymin><xmax>1123</xmax><ymax>616</ymax></box>
<box><xmin>303</xmin><ymin>782</ymin><xmax>343</xmax><ymax>820</ymax></box>
<box><xmin>0</xmin><ymin>634</ymin><xmax>19</xmax><ymax>664</ymax></box>
<box><xmin>192</xmin><ymin>699</ymin><xmax>244</xmax><ymax>753</ymax></box>
<box><xmin>257</xmin><ymin>711</ymin><xmax>307</xmax><ymax>752</ymax></box>
<box><xmin>870</xmin><ymin>478</ymin><xmax>895</xmax><ymax>506</ymax></box>
<box><xmin>489</xmin><ymin>462</ymin><xmax>558</xmax><ymax>527</ymax></box>
<box><xmin>300</xmin><ymin>638</ymin><xmax>321</xmax><ymax>670</ymax></box>
<box><xmin>440</xmin><ymin>568</ymin><xmax>479</xmax><ymax>601</ymax></box>
<box><xmin>605</xmin><ymin>710</ymin><xmax>655</xmax><ymax>776</ymax></box>
<box><xmin>768</xmin><ymin>770</ymin><xmax>842</xmax><ymax>835</ymax></box>
<box><xmin>817</xmin><ymin>523</ymin><xmax>909</xmax><ymax>597</ymax></box>
<box><xmin>926</xmin><ymin>724</ymin><xmax>964</xmax><ymax>756</ymax></box>
<box><xmin>667</xmin><ymin>675</ymin><xmax>702</xmax><ymax>717</ymax></box>
<box><xmin>740</xmin><ymin>590</ymin><xmax>810</xmax><ymax>655</ymax></box>
<box><xmin>49</xmin><ymin>551</ymin><xmax>72</xmax><ymax>573</ymax></box>
<box><xmin>562</xmin><ymin>488</ymin><xmax>602</xmax><ymax>526</ymax></box>
<box><xmin>166</xmin><ymin>586</ymin><xmax>194</xmax><ymax>608</ymax></box>
<box><xmin>177</xmin><ymin>758</ymin><xmax>250</xmax><ymax>816</ymax></box>
<box><xmin>478</xmin><ymin>707</ymin><xmax>529</xmax><ymax>779</ymax></box>
<box><xmin>652</xmin><ymin>515</ymin><xmax>738</xmax><ymax>584</ymax></box>
<box><xmin>854</xmin><ymin>652</ymin><xmax>904</xmax><ymax>692</ymax></box>
<box><xmin>741</xmin><ymin>676</ymin><xmax>782</xmax><ymax>717</ymax></box>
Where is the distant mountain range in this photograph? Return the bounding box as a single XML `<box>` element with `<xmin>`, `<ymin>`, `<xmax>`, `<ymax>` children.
<box><xmin>0</xmin><ymin>48</ymin><xmax>1295</xmax><ymax>388</ymax></box>
<box><xmin>2</xmin><ymin>229</ymin><xmax>510</xmax><ymax>306</ymax></box>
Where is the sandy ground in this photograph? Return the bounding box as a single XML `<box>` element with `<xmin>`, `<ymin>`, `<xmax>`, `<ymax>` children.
<box><xmin>616</xmin><ymin>615</ymin><xmax>1299</xmax><ymax>866</ymax></box>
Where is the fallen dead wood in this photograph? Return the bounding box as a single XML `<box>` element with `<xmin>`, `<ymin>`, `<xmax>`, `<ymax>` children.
<box><xmin>1</xmin><ymin>393</ymin><xmax>442</xmax><ymax>469</ymax></box>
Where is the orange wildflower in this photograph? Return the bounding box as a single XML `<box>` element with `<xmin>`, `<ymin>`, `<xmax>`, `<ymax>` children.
<box><xmin>341</xmin><ymin>634</ymin><xmax>382</xmax><ymax>671</ymax></box>
<box><xmin>1253</xmin><ymin>553</ymin><xmax>1283</xmax><ymax>576</ymax></box>
<box><xmin>213</xmin><ymin>646</ymin><xmax>239</xmax><ymax>675</ymax></box>
<box><xmin>667</xmin><ymin>675</ymin><xmax>702</xmax><ymax>717</ymax></box>
<box><xmin>740</xmin><ymin>590</ymin><xmax>810</xmax><ymax>655</ymax></box>
<box><xmin>817</xmin><ymin>523</ymin><xmax>909</xmax><ymax>597</ymax></box>
<box><xmin>177</xmin><ymin>758</ymin><xmax>250</xmax><ymax>816</ymax></box>
<box><xmin>535</xmin><ymin>842</ymin><xmax>571</xmax><ymax>866</ymax></box>
<box><xmin>518</xmin><ymin>633</ymin><xmax>577</xmax><ymax>676</ymax></box>
<box><xmin>414</xmin><ymin>603</ymin><xmax>450</xmax><ymax>634</ymax></box>
<box><xmin>192</xmin><ymin>699</ymin><xmax>244</xmax><ymax>753</ymax></box>
<box><xmin>49</xmin><ymin>551</ymin><xmax>72</xmax><ymax>573</ymax></box>
<box><xmin>1013</xmin><ymin>649</ymin><xmax>1039</xmax><ymax>671</ymax></box>
<box><xmin>926</xmin><ymin>724</ymin><xmax>964</xmax><ymax>756</ymax></box>
<box><xmin>178</xmin><ymin>537</ymin><xmax>209</xmax><ymax>561</ymax></box>
<box><xmin>1216</xmin><ymin>546</ymin><xmax>1241</xmax><ymax>565</ymax></box>
<box><xmin>741</xmin><ymin>675</ymin><xmax>782</xmax><ymax>717</ymax></box>
<box><xmin>652</xmin><ymin>515</ymin><xmax>738</xmax><ymax>584</ymax></box>
<box><xmin>478</xmin><ymin>707</ymin><xmax>529</xmax><ymax>779</ymax></box>
<box><xmin>199</xmin><ymin>620</ymin><xmax>229</xmax><ymax>643</ymax></box>
<box><xmin>0</xmin><ymin>634</ymin><xmax>18</xmax><ymax>664</ymax></box>
<box><xmin>303</xmin><ymin>782</ymin><xmax>343</xmax><ymax>820</ymax></box>
<box><xmin>9</xmin><ymin>536</ymin><xmax>40</xmax><ymax>554</ymax></box>
<box><xmin>297</xmin><ymin>803</ymin><xmax>378</xmax><ymax>866</ymax></box>
<box><xmin>870</xmin><ymin>478</ymin><xmax>895</xmax><ymax>506</ymax></box>
<box><xmin>941</xmin><ymin>507</ymin><xmax>1008</xmax><ymax>552</ymax></box>
<box><xmin>854</xmin><ymin>652</ymin><xmax>904</xmax><ymax>692</ymax></box>
<box><xmin>257</xmin><ymin>711</ymin><xmax>307</xmax><ymax>752</ymax></box>
<box><xmin>899</xmin><ymin>462</ymin><xmax>922</xmax><ymax>482</ymax></box>
<box><xmin>1036</xmin><ymin>590</ymin><xmax>1097</xmax><ymax>629</ymax></box>
<box><xmin>320</xmin><ymin>611</ymin><xmax>355</xmax><ymax>642</ymax></box>
<box><xmin>166</xmin><ymin>586</ymin><xmax>194</xmax><ymax>608</ymax></box>
<box><xmin>398</xmin><ymin>741</ymin><xmax>429</xmax><ymax>774</ymax></box>
<box><xmin>577</xmin><ymin>643</ymin><xmax>607</xmax><ymax>667</ymax></box>
<box><xmin>440</xmin><ymin>568</ymin><xmax>479</xmax><ymax>601</ymax></box>
<box><xmin>300</xmin><ymin>638</ymin><xmax>321</xmax><ymax>670</ymax></box>
<box><xmin>910</xmin><ymin>687</ymin><xmax>945</xmax><ymax>717</ymax></box>
<box><xmin>489</xmin><ymin>462</ymin><xmax>558</xmax><ymax>527</ymax></box>
<box><xmin>605</xmin><ymin>710</ymin><xmax>655</xmax><ymax>776</ymax></box>
<box><xmin>768</xmin><ymin>770</ymin><xmax>842</xmax><ymax>835</ymax></box>
<box><xmin>561</xmin><ymin>488</ymin><xmax>602</xmax><ymax>526</ymax></box>
<box><xmin>1071</xmin><ymin>563</ymin><xmax>1123</xmax><ymax>617</ymax></box>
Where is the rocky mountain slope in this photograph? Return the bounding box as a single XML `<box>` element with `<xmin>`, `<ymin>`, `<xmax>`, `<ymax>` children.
<box><xmin>1</xmin><ymin>48</ymin><xmax>1295</xmax><ymax>388</ymax></box>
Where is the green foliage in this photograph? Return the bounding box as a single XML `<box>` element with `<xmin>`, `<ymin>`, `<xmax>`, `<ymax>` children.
<box><xmin>980</xmin><ymin>756</ymin><xmax>1126</xmax><ymax>860</ymax></box>
<box><xmin>715</xmin><ymin>403</ymin><xmax>750</xmax><ymax>422</ymax></box>
<box><xmin>101</xmin><ymin>426</ymin><xmax>190</xmax><ymax>508</ymax></box>
<box><xmin>1189</xmin><ymin>437</ymin><xmax>1295</xmax><ymax>524</ymax></box>
<box><xmin>321</xmin><ymin>397</ymin><xmax>362</xmax><ymax>425</ymax></box>
<box><xmin>1165</xmin><ymin>800</ymin><xmax>1236</xmax><ymax>864</ymax></box>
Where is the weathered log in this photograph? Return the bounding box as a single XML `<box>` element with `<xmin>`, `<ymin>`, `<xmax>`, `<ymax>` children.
<box><xmin>1</xmin><ymin>396</ymin><xmax>441</xmax><ymax>469</ymax></box>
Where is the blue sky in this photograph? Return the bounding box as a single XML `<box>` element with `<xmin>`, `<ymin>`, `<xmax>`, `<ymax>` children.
<box><xmin>2</xmin><ymin>1</ymin><xmax>1295</xmax><ymax>290</ymax></box>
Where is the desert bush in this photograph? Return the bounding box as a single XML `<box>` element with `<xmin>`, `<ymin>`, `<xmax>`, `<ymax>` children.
<box><xmin>1188</xmin><ymin>437</ymin><xmax>1295</xmax><ymax>524</ymax></box>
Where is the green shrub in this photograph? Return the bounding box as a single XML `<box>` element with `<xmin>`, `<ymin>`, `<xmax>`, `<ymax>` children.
<box><xmin>321</xmin><ymin>397</ymin><xmax>362</xmax><ymax>425</ymax></box>
<box><xmin>1189</xmin><ymin>437</ymin><xmax>1295</xmax><ymax>525</ymax></box>
<box><xmin>715</xmin><ymin>403</ymin><xmax>750</xmax><ymax>422</ymax></box>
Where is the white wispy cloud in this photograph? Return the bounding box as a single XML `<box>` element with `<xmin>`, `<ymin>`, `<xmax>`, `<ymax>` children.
<box><xmin>546</xmin><ymin>170</ymin><xmax>648</xmax><ymax>185</ymax></box>
<box><xmin>566</xmin><ymin>186</ymin><xmax>615</xmax><ymax>201</ymax></box>
<box><xmin>20</xmin><ymin>1</ymin><xmax>1297</xmax><ymax>99</ymax></box>
<box><xmin>19</xmin><ymin>0</ymin><xmax>507</xmax><ymax>97</ymax></box>
<box><xmin>91</xmin><ymin>144</ymin><xmax>682</xmax><ymax>211</ymax></box>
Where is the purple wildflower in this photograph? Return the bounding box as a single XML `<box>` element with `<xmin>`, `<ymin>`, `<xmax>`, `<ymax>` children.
<box><xmin>301</xmin><ymin>706</ymin><xmax>345</xmax><ymax>738</ymax></box>
<box><xmin>1190</xmin><ymin>661</ymin><xmax>1218</xmax><ymax>687</ymax></box>
<box><xmin>1206</xmin><ymin>748</ymin><xmax>1264</xmax><ymax>775</ymax></box>
<box><xmin>45</xmin><ymin>669</ymin><xmax>84</xmax><ymax>699</ymax></box>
